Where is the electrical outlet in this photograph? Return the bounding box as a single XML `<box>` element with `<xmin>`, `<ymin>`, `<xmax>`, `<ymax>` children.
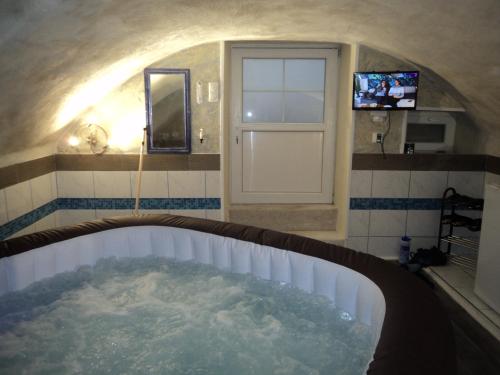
<box><xmin>372</xmin><ymin>132</ymin><xmax>383</xmax><ymax>143</ymax></box>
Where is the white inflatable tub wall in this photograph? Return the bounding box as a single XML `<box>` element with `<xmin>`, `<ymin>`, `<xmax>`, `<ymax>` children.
<box><xmin>0</xmin><ymin>226</ymin><xmax>386</xmax><ymax>345</ymax></box>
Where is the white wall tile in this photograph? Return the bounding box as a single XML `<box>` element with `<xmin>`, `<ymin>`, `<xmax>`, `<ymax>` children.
<box><xmin>131</xmin><ymin>171</ymin><xmax>169</xmax><ymax>198</ymax></box>
<box><xmin>350</xmin><ymin>170</ymin><xmax>372</xmax><ymax>198</ymax></box>
<box><xmin>7</xmin><ymin>224</ymin><xmax>37</xmax><ymax>239</ymax></box>
<box><xmin>368</xmin><ymin>236</ymin><xmax>400</xmax><ymax>259</ymax></box>
<box><xmin>30</xmin><ymin>173</ymin><xmax>53</xmax><ymax>209</ymax></box>
<box><xmin>171</xmin><ymin>209</ymin><xmax>206</xmax><ymax>219</ymax></box>
<box><xmin>206</xmin><ymin>209</ymin><xmax>222</xmax><ymax>221</ymax></box>
<box><xmin>205</xmin><ymin>171</ymin><xmax>221</xmax><ymax>198</ymax></box>
<box><xmin>0</xmin><ymin>189</ymin><xmax>7</xmax><ymax>225</ymax></box>
<box><xmin>35</xmin><ymin>213</ymin><xmax>57</xmax><ymax>232</ymax></box>
<box><xmin>448</xmin><ymin>171</ymin><xmax>485</xmax><ymax>198</ymax></box>
<box><xmin>372</xmin><ymin>170</ymin><xmax>410</xmax><ymax>198</ymax></box>
<box><xmin>346</xmin><ymin>237</ymin><xmax>368</xmax><ymax>253</ymax></box>
<box><xmin>5</xmin><ymin>181</ymin><xmax>33</xmax><ymax>220</ymax></box>
<box><xmin>406</xmin><ymin>210</ymin><xmax>441</xmax><ymax>237</ymax></box>
<box><xmin>372</xmin><ymin>171</ymin><xmax>410</xmax><ymax>198</ymax></box>
<box><xmin>485</xmin><ymin>172</ymin><xmax>500</xmax><ymax>185</ymax></box>
<box><xmin>168</xmin><ymin>171</ymin><xmax>205</xmax><ymax>198</ymax></box>
<box><xmin>94</xmin><ymin>171</ymin><xmax>131</xmax><ymax>198</ymax></box>
<box><xmin>57</xmin><ymin>171</ymin><xmax>95</xmax><ymax>198</ymax></box>
<box><xmin>49</xmin><ymin>172</ymin><xmax>58</xmax><ymax>200</ymax></box>
<box><xmin>348</xmin><ymin>210</ymin><xmax>370</xmax><ymax>236</ymax></box>
<box><xmin>95</xmin><ymin>209</ymin><xmax>133</xmax><ymax>219</ymax></box>
<box><xmin>57</xmin><ymin>210</ymin><xmax>96</xmax><ymax>227</ymax></box>
<box><xmin>369</xmin><ymin>210</ymin><xmax>407</xmax><ymax>236</ymax></box>
<box><xmin>409</xmin><ymin>171</ymin><xmax>448</xmax><ymax>198</ymax></box>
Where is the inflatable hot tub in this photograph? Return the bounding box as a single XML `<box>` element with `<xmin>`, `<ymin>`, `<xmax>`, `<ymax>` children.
<box><xmin>0</xmin><ymin>215</ymin><xmax>456</xmax><ymax>374</ymax></box>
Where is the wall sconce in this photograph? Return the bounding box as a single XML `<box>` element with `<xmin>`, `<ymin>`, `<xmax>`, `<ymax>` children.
<box><xmin>199</xmin><ymin>128</ymin><xmax>205</xmax><ymax>143</ymax></box>
<box><xmin>68</xmin><ymin>123</ymin><xmax>109</xmax><ymax>154</ymax></box>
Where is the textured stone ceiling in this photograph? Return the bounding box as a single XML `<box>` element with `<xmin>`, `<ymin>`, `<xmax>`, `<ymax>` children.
<box><xmin>1</xmin><ymin>0</ymin><xmax>499</xmax><ymax>165</ymax></box>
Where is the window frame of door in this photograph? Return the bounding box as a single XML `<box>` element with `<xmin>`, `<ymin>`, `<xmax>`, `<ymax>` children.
<box><xmin>229</xmin><ymin>44</ymin><xmax>340</xmax><ymax>204</ymax></box>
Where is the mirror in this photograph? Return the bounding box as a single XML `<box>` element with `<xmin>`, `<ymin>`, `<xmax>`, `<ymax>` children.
<box><xmin>144</xmin><ymin>68</ymin><xmax>191</xmax><ymax>153</ymax></box>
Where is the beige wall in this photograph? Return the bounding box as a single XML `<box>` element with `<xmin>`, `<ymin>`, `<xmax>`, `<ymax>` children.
<box><xmin>354</xmin><ymin>46</ymin><xmax>482</xmax><ymax>154</ymax></box>
<box><xmin>354</xmin><ymin>111</ymin><xmax>405</xmax><ymax>154</ymax></box>
<box><xmin>152</xmin><ymin>43</ymin><xmax>220</xmax><ymax>154</ymax></box>
<box><xmin>56</xmin><ymin>42</ymin><xmax>220</xmax><ymax>156</ymax></box>
<box><xmin>334</xmin><ymin>43</ymin><xmax>358</xmax><ymax>238</ymax></box>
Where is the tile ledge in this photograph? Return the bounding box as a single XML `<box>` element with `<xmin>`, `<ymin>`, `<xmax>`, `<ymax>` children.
<box><xmin>423</xmin><ymin>267</ymin><xmax>500</xmax><ymax>342</ymax></box>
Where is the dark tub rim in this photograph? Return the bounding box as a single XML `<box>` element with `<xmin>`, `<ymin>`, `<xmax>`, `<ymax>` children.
<box><xmin>0</xmin><ymin>214</ymin><xmax>456</xmax><ymax>375</ymax></box>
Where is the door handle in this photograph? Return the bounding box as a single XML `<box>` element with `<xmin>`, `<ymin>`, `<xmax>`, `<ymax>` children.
<box><xmin>236</xmin><ymin>136</ymin><xmax>239</xmax><ymax>144</ymax></box>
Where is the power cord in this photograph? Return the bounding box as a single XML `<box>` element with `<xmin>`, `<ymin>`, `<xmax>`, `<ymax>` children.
<box><xmin>380</xmin><ymin>112</ymin><xmax>391</xmax><ymax>159</ymax></box>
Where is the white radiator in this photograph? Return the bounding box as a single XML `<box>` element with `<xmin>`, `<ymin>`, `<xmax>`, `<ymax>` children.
<box><xmin>475</xmin><ymin>183</ymin><xmax>500</xmax><ymax>313</ymax></box>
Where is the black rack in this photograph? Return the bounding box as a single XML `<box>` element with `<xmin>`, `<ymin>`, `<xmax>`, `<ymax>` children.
<box><xmin>437</xmin><ymin>187</ymin><xmax>483</xmax><ymax>271</ymax></box>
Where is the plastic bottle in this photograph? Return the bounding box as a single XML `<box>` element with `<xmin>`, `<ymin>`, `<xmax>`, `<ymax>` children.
<box><xmin>399</xmin><ymin>236</ymin><xmax>411</xmax><ymax>265</ymax></box>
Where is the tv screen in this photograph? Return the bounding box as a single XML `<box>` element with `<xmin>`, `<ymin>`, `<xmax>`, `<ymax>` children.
<box><xmin>352</xmin><ymin>71</ymin><xmax>419</xmax><ymax>110</ymax></box>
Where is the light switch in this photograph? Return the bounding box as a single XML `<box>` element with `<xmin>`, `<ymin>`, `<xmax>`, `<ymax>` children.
<box><xmin>196</xmin><ymin>81</ymin><xmax>203</xmax><ymax>104</ymax></box>
<box><xmin>208</xmin><ymin>81</ymin><xmax>219</xmax><ymax>102</ymax></box>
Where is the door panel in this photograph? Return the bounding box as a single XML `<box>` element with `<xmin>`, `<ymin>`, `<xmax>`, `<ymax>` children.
<box><xmin>242</xmin><ymin>131</ymin><xmax>323</xmax><ymax>193</ymax></box>
<box><xmin>230</xmin><ymin>47</ymin><xmax>338</xmax><ymax>204</ymax></box>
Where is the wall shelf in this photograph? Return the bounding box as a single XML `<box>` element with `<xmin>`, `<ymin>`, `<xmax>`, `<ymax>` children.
<box><xmin>416</xmin><ymin>106</ymin><xmax>466</xmax><ymax>112</ymax></box>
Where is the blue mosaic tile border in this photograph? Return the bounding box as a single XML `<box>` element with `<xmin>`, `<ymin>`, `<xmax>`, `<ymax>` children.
<box><xmin>58</xmin><ymin>198</ymin><xmax>221</xmax><ymax>210</ymax></box>
<box><xmin>350</xmin><ymin>198</ymin><xmax>443</xmax><ymax>210</ymax></box>
<box><xmin>0</xmin><ymin>198</ymin><xmax>221</xmax><ymax>241</ymax></box>
<box><xmin>0</xmin><ymin>200</ymin><xmax>58</xmax><ymax>240</ymax></box>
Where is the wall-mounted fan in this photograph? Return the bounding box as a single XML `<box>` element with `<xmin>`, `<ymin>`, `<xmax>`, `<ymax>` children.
<box><xmin>68</xmin><ymin>123</ymin><xmax>109</xmax><ymax>154</ymax></box>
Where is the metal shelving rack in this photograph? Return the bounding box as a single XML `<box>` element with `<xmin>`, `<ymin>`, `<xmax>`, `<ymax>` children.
<box><xmin>437</xmin><ymin>187</ymin><xmax>483</xmax><ymax>271</ymax></box>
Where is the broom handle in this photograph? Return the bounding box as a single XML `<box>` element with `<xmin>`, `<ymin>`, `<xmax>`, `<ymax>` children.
<box><xmin>134</xmin><ymin>128</ymin><xmax>147</xmax><ymax>215</ymax></box>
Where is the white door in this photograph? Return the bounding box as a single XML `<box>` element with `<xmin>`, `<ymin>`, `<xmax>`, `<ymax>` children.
<box><xmin>230</xmin><ymin>47</ymin><xmax>338</xmax><ymax>204</ymax></box>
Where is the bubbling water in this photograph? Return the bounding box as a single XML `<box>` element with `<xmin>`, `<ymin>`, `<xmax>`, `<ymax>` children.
<box><xmin>0</xmin><ymin>256</ymin><xmax>375</xmax><ymax>374</ymax></box>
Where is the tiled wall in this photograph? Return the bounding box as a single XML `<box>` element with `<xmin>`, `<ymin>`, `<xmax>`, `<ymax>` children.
<box><xmin>347</xmin><ymin>170</ymin><xmax>485</xmax><ymax>259</ymax></box>
<box><xmin>0</xmin><ymin>170</ymin><xmax>221</xmax><ymax>240</ymax></box>
<box><xmin>0</xmin><ymin>172</ymin><xmax>58</xmax><ymax>238</ymax></box>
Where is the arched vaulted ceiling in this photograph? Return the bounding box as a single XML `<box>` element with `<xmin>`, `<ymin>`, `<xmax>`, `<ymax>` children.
<box><xmin>1</xmin><ymin>0</ymin><xmax>499</xmax><ymax>166</ymax></box>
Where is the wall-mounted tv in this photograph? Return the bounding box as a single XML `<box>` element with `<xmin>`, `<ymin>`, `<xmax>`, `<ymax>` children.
<box><xmin>353</xmin><ymin>71</ymin><xmax>419</xmax><ymax>110</ymax></box>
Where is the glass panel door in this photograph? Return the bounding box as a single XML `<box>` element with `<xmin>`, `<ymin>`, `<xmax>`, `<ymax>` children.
<box><xmin>231</xmin><ymin>47</ymin><xmax>338</xmax><ymax>204</ymax></box>
<box><xmin>242</xmin><ymin>58</ymin><xmax>325</xmax><ymax>124</ymax></box>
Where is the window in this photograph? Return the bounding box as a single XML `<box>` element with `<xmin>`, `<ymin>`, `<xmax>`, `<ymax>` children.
<box><xmin>242</xmin><ymin>58</ymin><xmax>326</xmax><ymax>123</ymax></box>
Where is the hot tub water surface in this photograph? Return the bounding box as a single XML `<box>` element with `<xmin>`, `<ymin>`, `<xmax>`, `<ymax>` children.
<box><xmin>0</xmin><ymin>256</ymin><xmax>375</xmax><ymax>375</ymax></box>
